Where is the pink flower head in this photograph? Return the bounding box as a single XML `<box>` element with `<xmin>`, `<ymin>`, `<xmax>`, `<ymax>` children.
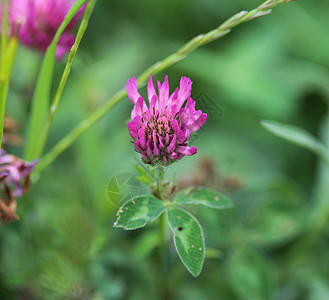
<box><xmin>0</xmin><ymin>0</ymin><xmax>85</xmax><ymax>59</ymax></box>
<box><xmin>126</xmin><ymin>75</ymin><xmax>207</xmax><ymax>165</ymax></box>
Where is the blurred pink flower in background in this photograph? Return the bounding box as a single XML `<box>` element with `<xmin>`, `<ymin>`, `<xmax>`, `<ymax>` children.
<box><xmin>0</xmin><ymin>149</ymin><xmax>38</xmax><ymax>222</ymax></box>
<box><xmin>126</xmin><ymin>75</ymin><xmax>207</xmax><ymax>166</ymax></box>
<box><xmin>0</xmin><ymin>149</ymin><xmax>38</xmax><ymax>198</ymax></box>
<box><xmin>0</xmin><ymin>0</ymin><xmax>85</xmax><ymax>59</ymax></box>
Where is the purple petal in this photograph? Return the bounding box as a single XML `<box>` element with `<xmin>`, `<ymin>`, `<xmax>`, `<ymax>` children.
<box><xmin>132</xmin><ymin>115</ymin><xmax>141</xmax><ymax>127</ymax></box>
<box><xmin>126</xmin><ymin>77</ymin><xmax>142</xmax><ymax>105</ymax></box>
<box><xmin>158</xmin><ymin>75</ymin><xmax>169</xmax><ymax>112</ymax></box>
<box><xmin>146</xmin><ymin>140</ymin><xmax>153</xmax><ymax>157</ymax></box>
<box><xmin>131</xmin><ymin>97</ymin><xmax>147</xmax><ymax>119</ymax></box>
<box><xmin>128</xmin><ymin>121</ymin><xmax>138</xmax><ymax>140</ymax></box>
<box><xmin>144</xmin><ymin>109</ymin><xmax>152</xmax><ymax>122</ymax></box>
<box><xmin>20</xmin><ymin>159</ymin><xmax>39</xmax><ymax>177</ymax></box>
<box><xmin>176</xmin><ymin>146</ymin><xmax>197</xmax><ymax>156</ymax></box>
<box><xmin>149</xmin><ymin>94</ymin><xmax>158</xmax><ymax>112</ymax></box>
<box><xmin>142</xmin><ymin>151</ymin><xmax>148</xmax><ymax>161</ymax></box>
<box><xmin>170</xmin><ymin>104</ymin><xmax>178</xmax><ymax>117</ymax></box>
<box><xmin>169</xmin><ymin>152</ymin><xmax>178</xmax><ymax>160</ymax></box>
<box><xmin>147</xmin><ymin>74</ymin><xmax>157</xmax><ymax>104</ymax></box>
<box><xmin>167</xmin><ymin>135</ymin><xmax>177</xmax><ymax>153</ymax></box>
<box><xmin>177</xmin><ymin>77</ymin><xmax>192</xmax><ymax>110</ymax></box>
<box><xmin>134</xmin><ymin>141</ymin><xmax>143</xmax><ymax>152</ymax></box>
<box><xmin>169</xmin><ymin>87</ymin><xmax>179</xmax><ymax>103</ymax></box>
<box><xmin>189</xmin><ymin>113</ymin><xmax>208</xmax><ymax>133</ymax></box>
<box><xmin>170</xmin><ymin>119</ymin><xmax>186</xmax><ymax>143</ymax></box>
<box><xmin>152</xmin><ymin>131</ymin><xmax>157</xmax><ymax>143</ymax></box>
<box><xmin>165</xmin><ymin>133</ymin><xmax>170</xmax><ymax>145</ymax></box>
<box><xmin>158</xmin><ymin>134</ymin><xmax>165</xmax><ymax>150</ymax></box>
<box><xmin>138</xmin><ymin>128</ymin><xmax>146</xmax><ymax>149</ymax></box>
<box><xmin>153</xmin><ymin>142</ymin><xmax>160</xmax><ymax>156</ymax></box>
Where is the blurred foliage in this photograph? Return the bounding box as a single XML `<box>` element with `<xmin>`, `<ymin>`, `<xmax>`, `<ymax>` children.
<box><xmin>1</xmin><ymin>0</ymin><xmax>329</xmax><ymax>299</ymax></box>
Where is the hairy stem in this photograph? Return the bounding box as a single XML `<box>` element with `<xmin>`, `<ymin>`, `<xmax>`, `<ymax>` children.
<box><xmin>37</xmin><ymin>0</ymin><xmax>295</xmax><ymax>171</ymax></box>
<box><xmin>158</xmin><ymin>212</ymin><xmax>171</xmax><ymax>300</ymax></box>
<box><xmin>155</xmin><ymin>169</ymin><xmax>171</xmax><ymax>300</ymax></box>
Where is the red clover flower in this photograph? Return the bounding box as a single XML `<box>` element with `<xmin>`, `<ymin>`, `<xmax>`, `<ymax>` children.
<box><xmin>126</xmin><ymin>75</ymin><xmax>207</xmax><ymax>166</ymax></box>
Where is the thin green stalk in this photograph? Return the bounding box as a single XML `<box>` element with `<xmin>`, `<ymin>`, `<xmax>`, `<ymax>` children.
<box><xmin>158</xmin><ymin>212</ymin><xmax>171</xmax><ymax>300</ymax></box>
<box><xmin>37</xmin><ymin>0</ymin><xmax>295</xmax><ymax>171</ymax></box>
<box><xmin>34</xmin><ymin>0</ymin><xmax>97</xmax><ymax>158</ymax></box>
<box><xmin>25</xmin><ymin>0</ymin><xmax>88</xmax><ymax>160</ymax></box>
<box><xmin>154</xmin><ymin>170</ymin><xmax>171</xmax><ymax>300</ymax></box>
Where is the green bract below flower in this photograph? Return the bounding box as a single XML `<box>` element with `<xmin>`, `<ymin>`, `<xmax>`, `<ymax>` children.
<box><xmin>126</xmin><ymin>75</ymin><xmax>207</xmax><ymax>166</ymax></box>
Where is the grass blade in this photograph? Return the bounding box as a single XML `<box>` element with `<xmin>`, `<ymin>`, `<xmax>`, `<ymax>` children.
<box><xmin>260</xmin><ymin>119</ymin><xmax>329</xmax><ymax>165</ymax></box>
<box><xmin>34</xmin><ymin>0</ymin><xmax>97</xmax><ymax>158</ymax></box>
<box><xmin>25</xmin><ymin>0</ymin><xmax>88</xmax><ymax>160</ymax></box>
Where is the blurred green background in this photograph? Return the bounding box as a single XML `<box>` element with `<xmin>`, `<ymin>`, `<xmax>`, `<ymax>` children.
<box><xmin>1</xmin><ymin>0</ymin><xmax>329</xmax><ymax>299</ymax></box>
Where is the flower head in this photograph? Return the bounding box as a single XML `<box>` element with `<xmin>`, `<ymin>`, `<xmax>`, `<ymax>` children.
<box><xmin>0</xmin><ymin>149</ymin><xmax>38</xmax><ymax>222</ymax></box>
<box><xmin>0</xmin><ymin>0</ymin><xmax>85</xmax><ymax>59</ymax></box>
<box><xmin>126</xmin><ymin>75</ymin><xmax>207</xmax><ymax>166</ymax></box>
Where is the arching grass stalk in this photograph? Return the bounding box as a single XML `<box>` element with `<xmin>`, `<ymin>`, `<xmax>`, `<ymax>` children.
<box><xmin>33</xmin><ymin>0</ymin><xmax>98</xmax><ymax>158</ymax></box>
<box><xmin>36</xmin><ymin>0</ymin><xmax>295</xmax><ymax>172</ymax></box>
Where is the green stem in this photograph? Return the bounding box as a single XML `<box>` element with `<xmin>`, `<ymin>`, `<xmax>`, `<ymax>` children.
<box><xmin>158</xmin><ymin>212</ymin><xmax>171</xmax><ymax>300</ymax></box>
<box><xmin>33</xmin><ymin>0</ymin><xmax>97</xmax><ymax>158</ymax></box>
<box><xmin>155</xmin><ymin>170</ymin><xmax>171</xmax><ymax>300</ymax></box>
<box><xmin>37</xmin><ymin>0</ymin><xmax>295</xmax><ymax>171</ymax></box>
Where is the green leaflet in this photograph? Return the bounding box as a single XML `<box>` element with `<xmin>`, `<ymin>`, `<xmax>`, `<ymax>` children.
<box><xmin>168</xmin><ymin>208</ymin><xmax>205</xmax><ymax>277</ymax></box>
<box><xmin>174</xmin><ymin>187</ymin><xmax>233</xmax><ymax>209</ymax></box>
<box><xmin>114</xmin><ymin>196</ymin><xmax>166</xmax><ymax>230</ymax></box>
